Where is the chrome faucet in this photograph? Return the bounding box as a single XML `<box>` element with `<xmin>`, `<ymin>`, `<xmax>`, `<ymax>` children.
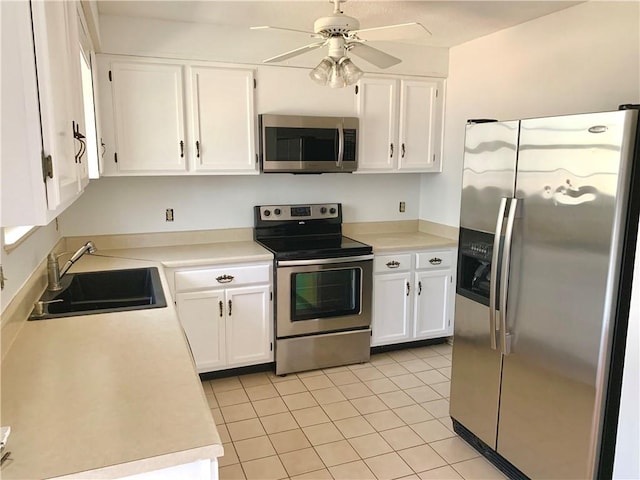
<box><xmin>47</xmin><ymin>241</ymin><xmax>97</xmax><ymax>291</ymax></box>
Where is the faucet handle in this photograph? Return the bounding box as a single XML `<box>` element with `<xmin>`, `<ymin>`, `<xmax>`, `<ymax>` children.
<box><xmin>32</xmin><ymin>299</ymin><xmax>64</xmax><ymax>317</ymax></box>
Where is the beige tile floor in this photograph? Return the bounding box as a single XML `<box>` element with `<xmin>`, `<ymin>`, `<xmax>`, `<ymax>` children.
<box><xmin>202</xmin><ymin>344</ymin><xmax>508</xmax><ymax>480</ymax></box>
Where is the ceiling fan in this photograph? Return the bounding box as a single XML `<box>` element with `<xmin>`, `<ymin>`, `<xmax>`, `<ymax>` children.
<box><xmin>250</xmin><ymin>0</ymin><xmax>431</xmax><ymax>88</ymax></box>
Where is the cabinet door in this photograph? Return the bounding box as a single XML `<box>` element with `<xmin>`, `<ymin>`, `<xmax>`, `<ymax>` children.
<box><xmin>225</xmin><ymin>285</ymin><xmax>272</xmax><ymax>367</ymax></box>
<box><xmin>1</xmin><ymin>0</ymin><xmax>46</xmax><ymax>226</ymax></box>
<box><xmin>397</xmin><ymin>79</ymin><xmax>440</xmax><ymax>172</ymax></box>
<box><xmin>356</xmin><ymin>78</ymin><xmax>398</xmax><ymax>172</ymax></box>
<box><xmin>372</xmin><ymin>272</ymin><xmax>412</xmax><ymax>346</ymax></box>
<box><xmin>111</xmin><ymin>62</ymin><xmax>187</xmax><ymax>173</ymax></box>
<box><xmin>414</xmin><ymin>270</ymin><xmax>451</xmax><ymax>339</ymax></box>
<box><xmin>176</xmin><ymin>290</ymin><xmax>226</xmax><ymax>373</ymax></box>
<box><xmin>190</xmin><ymin>67</ymin><xmax>257</xmax><ymax>173</ymax></box>
<box><xmin>31</xmin><ymin>0</ymin><xmax>82</xmax><ymax>211</ymax></box>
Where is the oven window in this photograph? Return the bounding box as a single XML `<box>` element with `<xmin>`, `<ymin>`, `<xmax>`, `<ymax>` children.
<box><xmin>291</xmin><ymin>268</ymin><xmax>361</xmax><ymax>321</ymax></box>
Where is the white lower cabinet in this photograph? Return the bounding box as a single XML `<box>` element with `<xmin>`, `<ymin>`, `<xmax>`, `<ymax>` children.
<box><xmin>372</xmin><ymin>248</ymin><xmax>455</xmax><ymax>347</ymax></box>
<box><xmin>173</xmin><ymin>263</ymin><xmax>273</xmax><ymax>373</ymax></box>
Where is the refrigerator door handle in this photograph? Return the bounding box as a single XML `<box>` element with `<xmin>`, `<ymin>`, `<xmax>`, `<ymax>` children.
<box><xmin>489</xmin><ymin>197</ymin><xmax>508</xmax><ymax>350</ymax></box>
<box><xmin>500</xmin><ymin>197</ymin><xmax>519</xmax><ymax>355</ymax></box>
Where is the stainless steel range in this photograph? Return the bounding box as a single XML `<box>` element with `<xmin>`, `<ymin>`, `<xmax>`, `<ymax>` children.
<box><xmin>254</xmin><ymin>203</ymin><xmax>373</xmax><ymax>375</ymax></box>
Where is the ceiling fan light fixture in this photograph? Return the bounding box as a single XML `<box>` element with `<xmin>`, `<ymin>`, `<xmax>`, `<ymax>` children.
<box><xmin>328</xmin><ymin>60</ymin><xmax>346</xmax><ymax>89</ymax></box>
<box><xmin>309</xmin><ymin>57</ymin><xmax>334</xmax><ymax>85</ymax></box>
<box><xmin>340</xmin><ymin>57</ymin><xmax>363</xmax><ymax>85</ymax></box>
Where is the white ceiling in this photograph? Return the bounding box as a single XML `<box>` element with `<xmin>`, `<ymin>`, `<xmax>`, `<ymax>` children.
<box><xmin>97</xmin><ymin>0</ymin><xmax>582</xmax><ymax>48</ymax></box>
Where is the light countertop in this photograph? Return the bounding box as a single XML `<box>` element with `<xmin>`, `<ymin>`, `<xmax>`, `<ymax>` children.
<box><xmin>0</xmin><ymin>254</ymin><xmax>224</xmax><ymax>480</ymax></box>
<box><xmin>349</xmin><ymin>231</ymin><xmax>457</xmax><ymax>252</ymax></box>
<box><xmin>94</xmin><ymin>241</ymin><xmax>273</xmax><ymax>268</ymax></box>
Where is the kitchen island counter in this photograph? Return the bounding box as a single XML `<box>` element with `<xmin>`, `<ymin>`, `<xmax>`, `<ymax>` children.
<box><xmin>0</xmin><ymin>254</ymin><xmax>223</xmax><ymax>480</ymax></box>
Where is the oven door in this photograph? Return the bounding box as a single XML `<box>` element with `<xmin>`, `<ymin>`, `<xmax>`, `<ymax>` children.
<box><xmin>276</xmin><ymin>256</ymin><xmax>373</xmax><ymax>338</ymax></box>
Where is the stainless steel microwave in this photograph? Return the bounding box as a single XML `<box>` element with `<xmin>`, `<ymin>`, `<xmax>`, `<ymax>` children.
<box><xmin>259</xmin><ymin>114</ymin><xmax>358</xmax><ymax>173</ymax></box>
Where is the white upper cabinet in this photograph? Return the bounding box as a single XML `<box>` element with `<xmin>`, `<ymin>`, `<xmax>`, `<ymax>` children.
<box><xmin>356</xmin><ymin>77</ymin><xmax>445</xmax><ymax>173</ymax></box>
<box><xmin>99</xmin><ymin>56</ymin><xmax>258</xmax><ymax>175</ymax></box>
<box><xmin>111</xmin><ymin>62</ymin><xmax>187</xmax><ymax>173</ymax></box>
<box><xmin>355</xmin><ymin>78</ymin><xmax>398</xmax><ymax>171</ymax></box>
<box><xmin>190</xmin><ymin>67</ymin><xmax>256</xmax><ymax>173</ymax></box>
<box><xmin>1</xmin><ymin>0</ymin><xmax>88</xmax><ymax>227</ymax></box>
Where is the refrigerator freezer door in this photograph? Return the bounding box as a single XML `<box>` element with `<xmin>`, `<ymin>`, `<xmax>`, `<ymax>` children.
<box><xmin>450</xmin><ymin>294</ymin><xmax>503</xmax><ymax>448</ymax></box>
<box><xmin>460</xmin><ymin>121</ymin><xmax>519</xmax><ymax>233</ymax></box>
<box><xmin>497</xmin><ymin>111</ymin><xmax>634</xmax><ymax>479</ymax></box>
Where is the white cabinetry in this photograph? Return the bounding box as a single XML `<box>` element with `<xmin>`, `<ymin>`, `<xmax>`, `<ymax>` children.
<box><xmin>173</xmin><ymin>263</ymin><xmax>273</xmax><ymax>373</ymax></box>
<box><xmin>99</xmin><ymin>56</ymin><xmax>257</xmax><ymax>175</ymax></box>
<box><xmin>111</xmin><ymin>62</ymin><xmax>187</xmax><ymax>173</ymax></box>
<box><xmin>356</xmin><ymin>77</ymin><xmax>444</xmax><ymax>173</ymax></box>
<box><xmin>372</xmin><ymin>248</ymin><xmax>455</xmax><ymax>347</ymax></box>
<box><xmin>1</xmin><ymin>0</ymin><xmax>86</xmax><ymax>226</ymax></box>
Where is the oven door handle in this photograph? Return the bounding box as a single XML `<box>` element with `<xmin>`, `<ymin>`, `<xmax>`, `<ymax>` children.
<box><xmin>277</xmin><ymin>254</ymin><xmax>374</xmax><ymax>267</ymax></box>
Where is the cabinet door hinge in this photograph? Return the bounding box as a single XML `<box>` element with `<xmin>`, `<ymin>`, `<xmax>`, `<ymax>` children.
<box><xmin>270</xmin><ymin>291</ymin><xmax>273</xmax><ymax>301</ymax></box>
<box><xmin>270</xmin><ymin>342</ymin><xmax>273</xmax><ymax>351</ymax></box>
<box><xmin>253</xmin><ymin>78</ymin><xmax>257</xmax><ymax>89</ymax></box>
<box><xmin>114</xmin><ymin>152</ymin><xmax>118</xmax><ymax>163</ymax></box>
<box><xmin>41</xmin><ymin>152</ymin><xmax>53</xmax><ymax>181</ymax></box>
<box><xmin>355</xmin><ymin>85</ymin><xmax>359</xmax><ymax>95</ymax></box>
<box><xmin>256</xmin><ymin>154</ymin><xmax>259</xmax><ymax>165</ymax></box>
<box><xmin>108</xmin><ymin>70</ymin><xmax>112</xmax><ymax>82</ymax></box>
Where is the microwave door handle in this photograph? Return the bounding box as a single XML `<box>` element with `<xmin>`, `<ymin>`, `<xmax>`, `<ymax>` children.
<box><xmin>337</xmin><ymin>122</ymin><xmax>344</xmax><ymax>168</ymax></box>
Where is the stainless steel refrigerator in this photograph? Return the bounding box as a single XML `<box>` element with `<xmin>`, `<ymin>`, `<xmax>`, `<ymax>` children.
<box><xmin>450</xmin><ymin>107</ymin><xmax>640</xmax><ymax>479</ymax></box>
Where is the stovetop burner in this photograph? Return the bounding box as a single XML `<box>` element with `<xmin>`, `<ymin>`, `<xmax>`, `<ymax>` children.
<box><xmin>253</xmin><ymin>203</ymin><xmax>373</xmax><ymax>260</ymax></box>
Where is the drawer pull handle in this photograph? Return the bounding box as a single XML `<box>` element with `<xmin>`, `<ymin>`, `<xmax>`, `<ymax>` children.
<box><xmin>228</xmin><ymin>299</ymin><xmax>232</xmax><ymax>316</ymax></box>
<box><xmin>418</xmin><ymin>281</ymin><xmax>422</xmax><ymax>295</ymax></box>
<box><xmin>219</xmin><ymin>300</ymin><xmax>223</xmax><ymax>317</ymax></box>
<box><xmin>216</xmin><ymin>274</ymin><xmax>235</xmax><ymax>283</ymax></box>
<box><xmin>386</xmin><ymin>261</ymin><xmax>400</xmax><ymax>269</ymax></box>
<box><xmin>406</xmin><ymin>281</ymin><xmax>410</xmax><ymax>296</ymax></box>
<box><xmin>429</xmin><ymin>258</ymin><xmax>442</xmax><ymax>265</ymax></box>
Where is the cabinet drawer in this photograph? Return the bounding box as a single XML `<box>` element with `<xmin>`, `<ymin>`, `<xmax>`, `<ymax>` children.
<box><xmin>416</xmin><ymin>250</ymin><xmax>454</xmax><ymax>270</ymax></box>
<box><xmin>175</xmin><ymin>264</ymin><xmax>270</xmax><ymax>291</ymax></box>
<box><xmin>374</xmin><ymin>254</ymin><xmax>412</xmax><ymax>273</ymax></box>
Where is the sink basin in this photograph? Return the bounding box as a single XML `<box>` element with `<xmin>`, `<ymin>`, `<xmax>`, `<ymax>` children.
<box><xmin>30</xmin><ymin>267</ymin><xmax>167</xmax><ymax>320</ymax></box>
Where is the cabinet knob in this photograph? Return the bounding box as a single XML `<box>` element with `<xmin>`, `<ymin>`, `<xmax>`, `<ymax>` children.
<box><xmin>429</xmin><ymin>258</ymin><xmax>442</xmax><ymax>265</ymax></box>
<box><xmin>216</xmin><ymin>274</ymin><xmax>235</xmax><ymax>283</ymax></box>
<box><xmin>386</xmin><ymin>261</ymin><xmax>400</xmax><ymax>269</ymax></box>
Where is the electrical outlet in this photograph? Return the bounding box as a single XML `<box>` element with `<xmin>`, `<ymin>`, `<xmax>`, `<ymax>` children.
<box><xmin>399</xmin><ymin>201</ymin><xmax>406</xmax><ymax>213</ymax></box>
<box><xmin>166</xmin><ymin>208</ymin><xmax>174</xmax><ymax>222</ymax></box>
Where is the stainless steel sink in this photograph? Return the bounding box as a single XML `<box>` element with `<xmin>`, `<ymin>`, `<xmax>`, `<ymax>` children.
<box><xmin>30</xmin><ymin>267</ymin><xmax>167</xmax><ymax>320</ymax></box>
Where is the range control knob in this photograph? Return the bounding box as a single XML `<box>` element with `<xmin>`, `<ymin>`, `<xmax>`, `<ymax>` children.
<box><xmin>263</xmin><ymin>209</ymin><xmax>271</xmax><ymax>217</ymax></box>
<box><xmin>329</xmin><ymin>207</ymin><xmax>337</xmax><ymax>214</ymax></box>
<box><xmin>274</xmin><ymin>208</ymin><xmax>281</xmax><ymax>216</ymax></box>
<box><xmin>320</xmin><ymin>207</ymin><xmax>327</xmax><ymax>214</ymax></box>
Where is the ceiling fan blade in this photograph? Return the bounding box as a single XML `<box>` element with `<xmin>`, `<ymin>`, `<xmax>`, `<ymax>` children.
<box><xmin>250</xmin><ymin>26</ymin><xmax>319</xmax><ymax>37</ymax></box>
<box><xmin>348</xmin><ymin>43</ymin><xmax>401</xmax><ymax>69</ymax></box>
<box><xmin>350</xmin><ymin>22</ymin><xmax>431</xmax><ymax>42</ymax></box>
<box><xmin>263</xmin><ymin>42</ymin><xmax>327</xmax><ymax>63</ymax></box>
